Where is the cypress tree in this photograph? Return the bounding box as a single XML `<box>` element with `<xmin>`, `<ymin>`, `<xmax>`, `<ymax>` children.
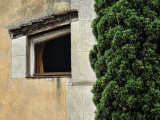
<box><xmin>89</xmin><ymin>0</ymin><xmax>160</xmax><ymax>119</ymax></box>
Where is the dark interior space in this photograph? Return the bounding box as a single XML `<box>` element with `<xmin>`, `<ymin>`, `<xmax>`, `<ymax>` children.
<box><xmin>36</xmin><ymin>34</ymin><xmax>71</xmax><ymax>73</ymax></box>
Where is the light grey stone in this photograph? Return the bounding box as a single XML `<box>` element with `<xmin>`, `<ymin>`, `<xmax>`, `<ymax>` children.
<box><xmin>67</xmin><ymin>112</ymin><xmax>83</xmax><ymax>120</ymax></box>
<box><xmin>66</xmin><ymin>86</ymin><xmax>83</xmax><ymax>113</ymax></box>
<box><xmin>66</xmin><ymin>78</ymin><xmax>72</xmax><ymax>86</ymax></box>
<box><xmin>71</xmin><ymin>0</ymin><xmax>79</xmax><ymax>9</ymax></box>
<box><xmin>71</xmin><ymin>0</ymin><xmax>96</xmax><ymax>20</ymax></box>
<box><xmin>83</xmin><ymin>86</ymin><xmax>96</xmax><ymax>113</ymax></box>
<box><xmin>11</xmin><ymin>36</ymin><xmax>30</xmax><ymax>78</ymax></box>
<box><xmin>69</xmin><ymin>1</ymin><xmax>97</xmax><ymax>120</ymax></box>
<box><xmin>71</xmin><ymin>52</ymin><xmax>96</xmax><ymax>83</ymax></box>
<box><xmin>84</xmin><ymin>112</ymin><xmax>95</xmax><ymax>120</ymax></box>
<box><xmin>12</xmin><ymin>56</ymin><xmax>27</xmax><ymax>78</ymax></box>
<box><xmin>71</xmin><ymin>21</ymin><xmax>86</xmax><ymax>52</ymax></box>
<box><xmin>85</xmin><ymin>21</ymin><xmax>97</xmax><ymax>51</ymax></box>
<box><xmin>66</xmin><ymin>86</ymin><xmax>83</xmax><ymax>120</ymax></box>
<box><xmin>78</xmin><ymin>0</ymin><xmax>96</xmax><ymax>21</ymax></box>
<box><xmin>66</xmin><ymin>86</ymin><xmax>96</xmax><ymax>120</ymax></box>
<box><xmin>71</xmin><ymin>21</ymin><xmax>97</xmax><ymax>52</ymax></box>
<box><xmin>12</xmin><ymin>36</ymin><xmax>27</xmax><ymax>57</ymax></box>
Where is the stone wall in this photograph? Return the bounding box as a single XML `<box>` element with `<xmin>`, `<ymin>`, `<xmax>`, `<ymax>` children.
<box><xmin>0</xmin><ymin>0</ymin><xmax>70</xmax><ymax>28</ymax></box>
<box><xmin>0</xmin><ymin>0</ymin><xmax>97</xmax><ymax>119</ymax></box>
<box><xmin>66</xmin><ymin>0</ymin><xmax>97</xmax><ymax>120</ymax></box>
<box><xmin>0</xmin><ymin>0</ymin><xmax>70</xmax><ymax>120</ymax></box>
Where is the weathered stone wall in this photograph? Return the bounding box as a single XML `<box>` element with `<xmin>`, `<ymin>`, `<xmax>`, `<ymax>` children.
<box><xmin>0</xmin><ymin>0</ymin><xmax>70</xmax><ymax>28</ymax></box>
<box><xmin>66</xmin><ymin>0</ymin><xmax>97</xmax><ymax>120</ymax></box>
<box><xmin>0</xmin><ymin>0</ymin><xmax>97</xmax><ymax>119</ymax></box>
<box><xmin>0</xmin><ymin>0</ymin><xmax>70</xmax><ymax>120</ymax></box>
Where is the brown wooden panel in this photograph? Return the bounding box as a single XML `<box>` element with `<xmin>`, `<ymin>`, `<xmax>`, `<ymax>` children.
<box><xmin>33</xmin><ymin>72</ymin><xmax>71</xmax><ymax>76</ymax></box>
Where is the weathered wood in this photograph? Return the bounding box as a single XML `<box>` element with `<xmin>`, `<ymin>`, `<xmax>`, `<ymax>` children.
<box><xmin>9</xmin><ymin>10</ymin><xmax>78</xmax><ymax>39</ymax></box>
<box><xmin>33</xmin><ymin>72</ymin><xmax>71</xmax><ymax>76</ymax></box>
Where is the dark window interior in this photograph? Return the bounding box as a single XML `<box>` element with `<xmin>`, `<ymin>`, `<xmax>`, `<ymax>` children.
<box><xmin>35</xmin><ymin>34</ymin><xmax>71</xmax><ymax>75</ymax></box>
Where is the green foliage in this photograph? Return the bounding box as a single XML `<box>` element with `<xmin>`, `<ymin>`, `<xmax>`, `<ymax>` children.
<box><xmin>90</xmin><ymin>0</ymin><xmax>160</xmax><ymax>119</ymax></box>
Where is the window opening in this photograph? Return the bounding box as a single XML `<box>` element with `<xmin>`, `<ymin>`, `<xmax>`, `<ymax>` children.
<box><xmin>34</xmin><ymin>33</ymin><xmax>71</xmax><ymax>76</ymax></box>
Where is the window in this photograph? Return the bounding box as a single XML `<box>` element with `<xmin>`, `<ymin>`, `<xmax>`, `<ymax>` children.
<box><xmin>10</xmin><ymin>10</ymin><xmax>78</xmax><ymax>79</ymax></box>
<box><xmin>34</xmin><ymin>33</ymin><xmax>71</xmax><ymax>76</ymax></box>
<box><xmin>30</xmin><ymin>27</ymin><xmax>71</xmax><ymax>77</ymax></box>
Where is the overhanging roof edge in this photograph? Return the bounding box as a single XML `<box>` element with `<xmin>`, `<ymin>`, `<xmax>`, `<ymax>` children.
<box><xmin>9</xmin><ymin>10</ymin><xmax>78</xmax><ymax>39</ymax></box>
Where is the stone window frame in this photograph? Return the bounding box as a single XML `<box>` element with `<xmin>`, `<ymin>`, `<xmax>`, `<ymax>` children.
<box><xmin>11</xmin><ymin>36</ymin><xmax>29</xmax><ymax>78</ymax></box>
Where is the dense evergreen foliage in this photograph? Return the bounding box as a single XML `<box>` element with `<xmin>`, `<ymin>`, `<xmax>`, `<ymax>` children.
<box><xmin>89</xmin><ymin>0</ymin><xmax>160</xmax><ymax>119</ymax></box>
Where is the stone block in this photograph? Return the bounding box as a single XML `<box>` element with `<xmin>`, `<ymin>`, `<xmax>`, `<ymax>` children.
<box><xmin>71</xmin><ymin>0</ymin><xmax>79</xmax><ymax>9</ymax></box>
<box><xmin>66</xmin><ymin>86</ymin><xmax>84</xmax><ymax>120</ymax></box>
<box><xmin>67</xmin><ymin>111</ymin><xmax>83</xmax><ymax>120</ymax></box>
<box><xmin>66</xmin><ymin>78</ymin><xmax>72</xmax><ymax>86</ymax></box>
<box><xmin>83</xmin><ymin>86</ymin><xmax>96</xmax><ymax>113</ymax></box>
<box><xmin>85</xmin><ymin>21</ymin><xmax>97</xmax><ymax>51</ymax></box>
<box><xmin>71</xmin><ymin>52</ymin><xmax>96</xmax><ymax>83</ymax></box>
<box><xmin>84</xmin><ymin>112</ymin><xmax>95</xmax><ymax>120</ymax></box>
<box><xmin>71</xmin><ymin>21</ymin><xmax>97</xmax><ymax>52</ymax></box>
<box><xmin>79</xmin><ymin>0</ymin><xmax>96</xmax><ymax>21</ymax></box>
<box><xmin>12</xmin><ymin>36</ymin><xmax>27</xmax><ymax>57</ymax></box>
<box><xmin>71</xmin><ymin>21</ymin><xmax>86</xmax><ymax>52</ymax></box>
<box><xmin>71</xmin><ymin>0</ymin><xmax>96</xmax><ymax>20</ymax></box>
<box><xmin>12</xmin><ymin>56</ymin><xmax>27</xmax><ymax>78</ymax></box>
<box><xmin>66</xmin><ymin>86</ymin><xmax>83</xmax><ymax>112</ymax></box>
<box><xmin>66</xmin><ymin>86</ymin><xmax>96</xmax><ymax>120</ymax></box>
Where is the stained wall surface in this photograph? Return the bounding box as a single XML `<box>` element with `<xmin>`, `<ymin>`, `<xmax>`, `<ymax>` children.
<box><xmin>0</xmin><ymin>0</ymin><xmax>70</xmax><ymax>120</ymax></box>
